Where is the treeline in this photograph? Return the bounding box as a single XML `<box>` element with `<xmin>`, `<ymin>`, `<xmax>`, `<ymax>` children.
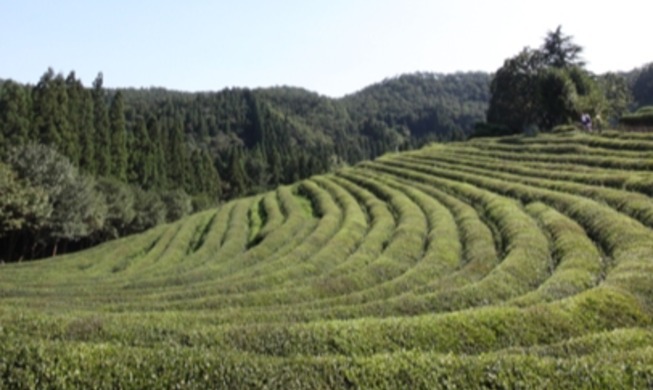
<box><xmin>0</xmin><ymin>70</ymin><xmax>221</xmax><ymax>198</ymax></box>
<box><xmin>0</xmin><ymin>69</ymin><xmax>491</xmax><ymax>261</ymax></box>
<box><xmin>1</xmin><ymin>144</ymin><xmax>195</xmax><ymax>260</ymax></box>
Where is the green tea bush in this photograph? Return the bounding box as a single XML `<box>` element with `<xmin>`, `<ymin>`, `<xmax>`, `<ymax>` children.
<box><xmin>2</xmin><ymin>131</ymin><xmax>653</xmax><ymax>388</ymax></box>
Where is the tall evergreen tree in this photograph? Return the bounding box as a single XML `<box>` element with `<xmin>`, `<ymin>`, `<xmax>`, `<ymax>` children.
<box><xmin>201</xmin><ymin>149</ymin><xmax>221</xmax><ymax>198</ymax></box>
<box><xmin>0</xmin><ymin>81</ymin><xmax>31</xmax><ymax>157</ymax></box>
<box><xmin>166</xmin><ymin>116</ymin><xmax>188</xmax><ymax>190</ymax></box>
<box><xmin>32</xmin><ymin>69</ymin><xmax>73</xmax><ymax>155</ymax></box>
<box><xmin>109</xmin><ymin>91</ymin><xmax>128</xmax><ymax>181</ymax></box>
<box><xmin>78</xmin><ymin>89</ymin><xmax>97</xmax><ymax>173</ymax></box>
<box><xmin>146</xmin><ymin>116</ymin><xmax>166</xmax><ymax>190</ymax></box>
<box><xmin>128</xmin><ymin>116</ymin><xmax>154</xmax><ymax>188</ymax></box>
<box><xmin>244</xmin><ymin>145</ymin><xmax>269</xmax><ymax>190</ymax></box>
<box><xmin>244</xmin><ymin>91</ymin><xmax>265</xmax><ymax>147</ymax></box>
<box><xmin>53</xmin><ymin>73</ymin><xmax>78</xmax><ymax>163</ymax></box>
<box><xmin>31</xmin><ymin>69</ymin><xmax>56</xmax><ymax>144</ymax></box>
<box><xmin>542</xmin><ymin>25</ymin><xmax>585</xmax><ymax>69</ymax></box>
<box><xmin>267</xmin><ymin>146</ymin><xmax>283</xmax><ymax>186</ymax></box>
<box><xmin>226</xmin><ymin>146</ymin><xmax>248</xmax><ymax>197</ymax></box>
<box><xmin>64</xmin><ymin>72</ymin><xmax>85</xmax><ymax>165</ymax></box>
<box><xmin>92</xmin><ymin>73</ymin><xmax>111</xmax><ymax>176</ymax></box>
<box><xmin>188</xmin><ymin>149</ymin><xmax>221</xmax><ymax>198</ymax></box>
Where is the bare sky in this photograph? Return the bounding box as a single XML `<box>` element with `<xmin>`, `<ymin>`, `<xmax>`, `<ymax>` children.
<box><xmin>1</xmin><ymin>0</ymin><xmax>651</xmax><ymax>97</ymax></box>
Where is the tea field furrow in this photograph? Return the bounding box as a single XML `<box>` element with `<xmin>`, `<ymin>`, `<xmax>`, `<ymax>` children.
<box><xmin>363</xmin><ymin>156</ymin><xmax>653</xmax><ymax>307</ymax></box>
<box><xmin>386</xmin><ymin>155</ymin><xmax>653</xmax><ymax>229</ymax></box>
<box><xmin>3</xmin><ymin>131</ymin><xmax>653</xmax><ymax>387</ymax></box>
<box><xmin>401</xmin><ymin>150</ymin><xmax>653</xmax><ymax>196</ymax></box>
<box><xmin>443</xmin><ymin>142</ymin><xmax>653</xmax><ymax>170</ymax></box>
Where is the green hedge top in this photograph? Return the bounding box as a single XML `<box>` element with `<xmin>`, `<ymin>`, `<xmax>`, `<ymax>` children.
<box><xmin>620</xmin><ymin>106</ymin><xmax>653</xmax><ymax>127</ymax></box>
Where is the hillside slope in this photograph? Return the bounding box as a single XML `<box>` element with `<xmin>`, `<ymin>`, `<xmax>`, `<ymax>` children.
<box><xmin>2</xmin><ymin>130</ymin><xmax>653</xmax><ymax>387</ymax></box>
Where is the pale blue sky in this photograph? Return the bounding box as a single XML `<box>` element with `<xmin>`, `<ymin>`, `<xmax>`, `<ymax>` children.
<box><xmin>1</xmin><ymin>0</ymin><xmax>651</xmax><ymax>97</ymax></box>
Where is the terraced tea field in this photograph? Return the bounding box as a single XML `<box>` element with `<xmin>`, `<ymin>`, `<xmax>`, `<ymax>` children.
<box><xmin>2</xmin><ymin>130</ymin><xmax>653</xmax><ymax>388</ymax></box>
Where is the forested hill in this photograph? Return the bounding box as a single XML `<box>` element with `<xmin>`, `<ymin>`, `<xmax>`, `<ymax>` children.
<box><xmin>120</xmin><ymin>71</ymin><xmax>492</xmax><ymax>153</ymax></box>
<box><xmin>251</xmin><ymin>72</ymin><xmax>491</xmax><ymax>144</ymax></box>
<box><xmin>113</xmin><ymin>71</ymin><xmax>491</xmax><ymax>193</ymax></box>
<box><xmin>0</xmin><ymin>70</ymin><xmax>490</xmax><ymax>261</ymax></box>
<box><xmin>344</xmin><ymin>72</ymin><xmax>490</xmax><ymax>140</ymax></box>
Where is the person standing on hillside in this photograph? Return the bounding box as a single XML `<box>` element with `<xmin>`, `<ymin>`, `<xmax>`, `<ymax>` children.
<box><xmin>581</xmin><ymin>113</ymin><xmax>592</xmax><ymax>132</ymax></box>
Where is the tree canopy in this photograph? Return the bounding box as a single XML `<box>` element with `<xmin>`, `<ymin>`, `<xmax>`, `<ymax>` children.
<box><xmin>633</xmin><ymin>63</ymin><xmax>653</xmax><ymax>107</ymax></box>
<box><xmin>542</xmin><ymin>25</ymin><xmax>585</xmax><ymax>68</ymax></box>
<box><xmin>486</xmin><ymin>26</ymin><xmax>608</xmax><ymax>133</ymax></box>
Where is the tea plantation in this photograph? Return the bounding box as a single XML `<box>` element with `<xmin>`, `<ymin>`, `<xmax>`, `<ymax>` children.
<box><xmin>2</xmin><ymin>130</ymin><xmax>653</xmax><ymax>388</ymax></box>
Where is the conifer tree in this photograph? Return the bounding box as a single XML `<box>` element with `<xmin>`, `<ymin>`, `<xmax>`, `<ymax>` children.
<box><xmin>267</xmin><ymin>146</ymin><xmax>283</xmax><ymax>186</ymax></box>
<box><xmin>244</xmin><ymin>145</ymin><xmax>269</xmax><ymax>190</ymax></box>
<box><xmin>64</xmin><ymin>72</ymin><xmax>85</xmax><ymax>165</ymax></box>
<box><xmin>187</xmin><ymin>149</ymin><xmax>202</xmax><ymax>194</ymax></box>
<box><xmin>128</xmin><ymin>116</ymin><xmax>154</xmax><ymax>188</ymax></box>
<box><xmin>31</xmin><ymin>69</ymin><xmax>57</xmax><ymax>145</ymax></box>
<box><xmin>188</xmin><ymin>149</ymin><xmax>221</xmax><ymax>197</ymax></box>
<box><xmin>146</xmin><ymin>116</ymin><xmax>166</xmax><ymax>189</ymax></box>
<box><xmin>166</xmin><ymin>117</ymin><xmax>188</xmax><ymax>190</ymax></box>
<box><xmin>109</xmin><ymin>91</ymin><xmax>128</xmax><ymax>181</ymax></box>
<box><xmin>0</xmin><ymin>81</ymin><xmax>31</xmax><ymax>157</ymax></box>
<box><xmin>542</xmin><ymin>26</ymin><xmax>585</xmax><ymax>69</ymax></box>
<box><xmin>78</xmin><ymin>89</ymin><xmax>96</xmax><ymax>173</ymax></box>
<box><xmin>244</xmin><ymin>91</ymin><xmax>265</xmax><ymax>147</ymax></box>
<box><xmin>53</xmin><ymin>74</ymin><xmax>78</xmax><ymax>163</ymax></box>
<box><xmin>201</xmin><ymin>150</ymin><xmax>221</xmax><ymax>198</ymax></box>
<box><xmin>226</xmin><ymin>146</ymin><xmax>248</xmax><ymax>197</ymax></box>
<box><xmin>92</xmin><ymin>73</ymin><xmax>111</xmax><ymax>176</ymax></box>
<box><xmin>32</xmin><ymin>69</ymin><xmax>73</xmax><ymax>156</ymax></box>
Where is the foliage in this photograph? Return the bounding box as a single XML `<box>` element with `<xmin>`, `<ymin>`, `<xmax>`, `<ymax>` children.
<box><xmin>542</xmin><ymin>25</ymin><xmax>585</xmax><ymax>68</ymax></box>
<box><xmin>0</xmin><ymin>162</ymin><xmax>48</xmax><ymax>238</ymax></box>
<box><xmin>108</xmin><ymin>90</ymin><xmax>128</xmax><ymax>181</ymax></box>
<box><xmin>486</xmin><ymin>27</ymin><xmax>607</xmax><ymax>133</ymax></box>
<box><xmin>0</xmin><ymin>143</ymin><xmax>202</xmax><ymax>260</ymax></box>
<box><xmin>0</xmin><ymin>80</ymin><xmax>31</xmax><ymax>158</ymax></box>
<box><xmin>129</xmin><ymin>187</ymin><xmax>166</xmax><ymax>233</ymax></box>
<box><xmin>95</xmin><ymin>177</ymin><xmax>135</xmax><ymax>240</ymax></box>
<box><xmin>344</xmin><ymin>72</ymin><xmax>490</xmax><ymax>142</ymax></box>
<box><xmin>633</xmin><ymin>62</ymin><xmax>653</xmax><ymax>107</ymax></box>
<box><xmin>596</xmin><ymin>72</ymin><xmax>633</xmax><ymax>125</ymax></box>
<box><xmin>486</xmin><ymin>48</ymin><xmax>545</xmax><ymax>131</ymax></box>
<box><xmin>160</xmin><ymin>189</ymin><xmax>193</xmax><ymax>222</ymax></box>
<box><xmin>6</xmin><ymin>144</ymin><xmax>105</xmax><ymax>248</ymax></box>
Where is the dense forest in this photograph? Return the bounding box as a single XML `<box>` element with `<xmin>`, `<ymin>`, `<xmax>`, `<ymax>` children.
<box><xmin>0</xmin><ymin>70</ymin><xmax>491</xmax><ymax>261</ymax></box>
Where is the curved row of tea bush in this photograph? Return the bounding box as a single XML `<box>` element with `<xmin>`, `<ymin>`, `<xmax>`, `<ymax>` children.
<box><xmin>1</xmin><ymin>130</ymin><xmax>653</xmax><ymax>387</ymax></box>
